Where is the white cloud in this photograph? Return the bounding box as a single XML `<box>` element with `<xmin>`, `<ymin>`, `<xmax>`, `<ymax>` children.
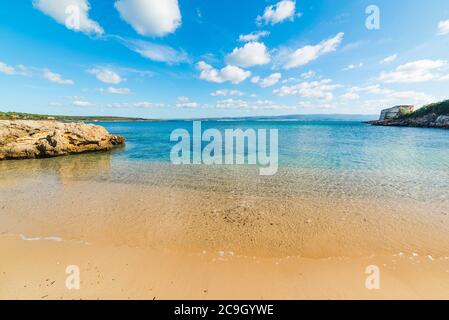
<box><xmin>33</xmin><ymin>0</ymin><xmax>103</xmax><ymax>35</ymax></box>
<box><xmin>251</xmin><ymin>100</ymin><xmax>294</xmax><ymax>110</ymax></box>
<box><xmin>343</xmin><ymin>62</ymin><xmax>363</xmax><ymax>71</ymax></box>
<box><xmin>227</xmin><ymin>42</ymin><xmax>271</xmax><ymax>68</ymax></box>
<box><xmin>345</xmin><ymin>85</ymin><xmax>435</xmax><ymax>108</ymax></box>
<box><xmin>388</xmin><ymin>91</ymin><xmax>435</xmax><ymax>104</ymax></box>
<box><xmin>298</xmin><ymin>101</ymin><xmax>337</xmax><ymax>110</ymax></box>
<box><xmin>438</xmin><ymin>20</ymin><xmax>449</xmax><ymax>35</ymax></box>
<box><xmin>175</xmin><ymin>96</ymin><xmax>199</xmax><ymax>108</ymax></box>
<box><xmin>197</xmin><ymin>61</ymin><xmax>251</xmax><ymax>84</ymax></box>
<box><xmin>380</xmin><ymin>54</ymin><xmax>397</xmax><ymax>64</ymax></box>
<box><xmin>257</xmin><ymin>0</ymin><xmax>297</xmax><ymax>25</ymax></box>
<box><xmin>16</xmin><ymin>65</ymin><xmax>32</xmax><ymax>76</ymax></box>
<box><xmin>120</xmin><ymin>39</ymin><xmax>188</xmax><ymax>64</ymax></box>
<box><xmin>274</xmin><ymin>79</ymin><xmax>340</xmax><ymax>101</ymax></box>
<box><xmin>215</xmin><ymin>99</ymin><xmax>293</xmax><ymax>110</ymax></box>
<box><xmin>43</xmin><ymin>69</ymin><xmax>74</xmax><ymax>85</ymax></box>
<box><xmin>340</xmin><ymin>92</ymin><xmax>360</xmax><ymax>100</ymax></box>
<box><xmin>215</xmin><ymin>99</ymin><xmax>248</xmax><ymax>109</ymax></box>
<box><xmin>73</xmin><ymin>100</ymin><xmax>95</xmax><ymax>107</ymax></box>
<box><xmin>114</xmin><ymin>0</ymin><xmax>181</xmax><ymax>37</ymax></box>
<box><xmin>101</xmin><ymin>87</ymin><xmax>131</xmax><ymax>95</ymax></box>
<box><xmin>282</xmin><ymin>77</ymin><xmax>297</xmax><ymax>84</ymax></box>
<box><xmin>134</xmin><ymin>102</ymin><xmax>164</xmax><ymax>108</ymax></box>
<box><xmin>239</xmin><ymin>31</ymin><xmax>270</xmax><ymax>42</ymax></box>
<box><xmin>0</xmin><ymin>62</ymin><xmax>16</xmax><ymax>75</ymax></box>
<box><xmin>348</xmin><ymin>85</ymin><xmax>387</xmax><ymax>95</ymax></box>
<box><xmin>107</xmin><ymin>101</ymin><xmax>164</xmax><ymax>108</ymax></box>
<box><xmin>379</xmin><ymin>59</ymin><xmax>448</xmax><ymax>83</ymax></box>
<box><xmin>88</xmin><ymin>68</ymin><xmax>123</xmax><ymax>84</ymax></box>
<box><xmin>211</xmin><ymin>89</ymin><xmax>245</xmax><ymax>97</ymax></box>
<box><xmin>251</xmin><ymin>73</ymin><xmax>282</xmax><ymax>88</ymax></box>
<box><xmin>283</xmin><ymin>32</ymin><xmax>344</xmax><ymax>69</ymax></box>
<box><xmin>301</xmin><ymin>70</ymin><xmax>316</xmax><ymax>79</ymax></box>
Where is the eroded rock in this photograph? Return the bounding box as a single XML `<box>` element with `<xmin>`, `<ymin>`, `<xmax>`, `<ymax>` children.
<box><xmin>0</xmin><ymin>120</ymin><xmax>125</xmax><ymax>160</ymax></box>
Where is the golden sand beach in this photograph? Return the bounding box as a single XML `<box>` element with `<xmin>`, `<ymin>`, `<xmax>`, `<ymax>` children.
<box><xmin>1</xmin><ymin>154</ymin><xmax>449</xmax><ymax>299</ymax></box>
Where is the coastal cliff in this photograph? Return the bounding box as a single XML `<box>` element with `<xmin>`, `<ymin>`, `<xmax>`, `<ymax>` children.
<box><xmin>0</xmin><ymin>120</ymin><xmax>125</xmax><ymax>160</ymax></box>
<box><xmin>368</xmin><ymin>100</ymin><xmax>449</xmax><ymax>129</ymax></box>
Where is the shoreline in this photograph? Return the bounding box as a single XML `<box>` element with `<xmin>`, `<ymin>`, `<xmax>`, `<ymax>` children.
<box><xmin>367</xmin><ymin>119</ymin><xmax>449</xmax><ymax>129</ymax></box>
<box><xmin>2</xmin><ymin>234</ymin><xmax>449</xmax><ymax>300</ymax></box>
<box><xmin>1</xmin><ymin>121</ymin><xmax>449</xmax><ymax>299</ymax></box>
<box><xmin>2</xmin><ymin>177</ymin><xmax>449</xmax><ymax>259</ymax></box>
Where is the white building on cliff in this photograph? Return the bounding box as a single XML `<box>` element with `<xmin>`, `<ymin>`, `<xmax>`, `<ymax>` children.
<box><xmin>379</xmin><ymin>105</ymin><xmax>414</xmax><ymax>120</ymax></box>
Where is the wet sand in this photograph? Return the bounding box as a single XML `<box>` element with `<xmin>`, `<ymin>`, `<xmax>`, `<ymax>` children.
<box><xmin>1</xmin><ymin>156</ymin><xmax>449</xmax><ymax>299</ymax></box>
<box><xmin>2</xmin><ymin>235</ymin><xmax>449</xmax><ymax>300</ymax></box>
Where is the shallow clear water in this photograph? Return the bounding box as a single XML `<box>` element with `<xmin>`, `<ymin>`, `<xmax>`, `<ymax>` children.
<box><xmin>99</xmin><ymin>120</ymin><xmax>449</xmax><ymax>171</ymax></box>
<box><xmin>1</xmin><ymin>120</ymin><xmax>449</xmax><ymax>257</ymax></box>
<box><xmin>2</xmin><ymin>120</ymin><xmax>449</xmax><ymax>202</ymax></box>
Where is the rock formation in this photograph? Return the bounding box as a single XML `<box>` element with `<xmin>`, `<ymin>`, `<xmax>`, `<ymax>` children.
<box><xmin>0</xmin><ymin>120</ymin><xmax>125</xmax><ymax>160</ymax></box>
<box><xmin>368</xmin><ymin>100</ymin><xmax>449</xmax><ymax>129</ymax></box>
<box><xmin>368</xmin><ymin>114</ymin><xmax>449</xmax><ymax>129</ymax></box>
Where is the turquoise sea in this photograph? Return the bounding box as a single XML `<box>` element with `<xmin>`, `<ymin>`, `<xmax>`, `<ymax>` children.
<box><xmin>2</xmin><ymin>119</ymin><xmax>449</xmax><ymax>257</ymax></box>
<box><xmin>100</xmin><ymin>120</ymin><xmax>449</xmax><ymax>171</ymax></box>
<box><xmin>3</xmin><ymin>119</ymin><xmax>449</xmax><ymax>201</ymax></box>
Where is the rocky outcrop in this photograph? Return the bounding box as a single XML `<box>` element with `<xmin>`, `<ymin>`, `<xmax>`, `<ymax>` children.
<box><xmin>368</xmin><ymin>113</ymin><xmax>449</xmax><ymax>129</ymax></box>
<box><xmin>369</xmin><ymin>100</ymin><xmax>449</xmax><ymax>129</ymax></box>
<box><xmin>0</xmin><ymin>120</ymin><xmax>125</xmax><ymax>160</ymax></box>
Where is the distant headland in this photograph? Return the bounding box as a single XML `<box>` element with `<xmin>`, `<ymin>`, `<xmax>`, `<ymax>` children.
<box><xmin>0</xmin><ymin>111</ymin><xmax>155</xmax><ymax>122</ymax></box>
<box><xmin>368</xmin><ymin>100</ymin><xmax>449</xmax><ymax>129</ymax></box>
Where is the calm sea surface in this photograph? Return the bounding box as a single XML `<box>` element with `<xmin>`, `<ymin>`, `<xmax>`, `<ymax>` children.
<box><xmin>3</xmin><ymin>120</ymin><xmax>449</xmax><ymax>199</ymax></box>
<box><xmin>99</xmin><ymin>120</ymin><xmax>449</xmax><ymax>170</ymax></box>
<box><xmin>2</xmin><ymin>120</ymin><xmax>449</xmax><ymax>256</ymax></box>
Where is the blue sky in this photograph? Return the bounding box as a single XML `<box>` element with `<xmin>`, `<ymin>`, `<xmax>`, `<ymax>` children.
<box><xmin>1</xmin><ymin>0</ymin><xmax>449</xmax><ymax>119</ymax></box>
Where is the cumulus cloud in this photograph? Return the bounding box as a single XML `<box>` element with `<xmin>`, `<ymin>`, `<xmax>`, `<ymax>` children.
<box><xmin>438</xmin><ymin>20</ymin><xmax>449</xmax><ymax>35</ymax></box>
<box><xmin>282</xmin><ymin>32</ymin><xmax>344</xmax><ymax>69</ymax></box>
<box><xmin>251</xmin><ymin>73</ymin><xmax>282</xmax><ymax>88</ymax></box>
<box><xmin>211</xmin><ymin>89</ymin><xmax>245</xmax><ymax>97</ymax></box>
<box><xmin>73</xmin><ymin>100</ymin><xmax>95</xmax><ymax>107</ymax></box>
<box><xmin>380</xmin><ymin>54</ymin><xmax>397</xmax><ymax>64</ymax></box>
<box><xmin>33</xmin><ymin>0</ymin><xmax>103</xmax><ymax>35</ymax></box>
<box><xmin>257</xmin><ymin>0</ymin><xmax>297</xmax><ymax>25</ymax></box>
<box><xmin>216</xmin><ymin>99</ymin><xmax>293</xmax><ymax>110</ymax></box>
<box><xmin>343</xmin><ymin>63</ymin><xmax>363</xmax><ymax>71</ymax></box>
<box><xmin>43</xmin><ymin>69</ymin><xmax>74</xmax><ymax>85</ymax></box>
<box><xmin>227</xmin><ymin>42</ymin><xmax>271</xmax><ymax>68</ymax></box>
<box><xmin>378</xmin><ymin>59</ymin><xmax>448</xmax><ymax>83</ymax></box>
<box><xmin>239</xmin><ymin>31</ymin><xmax>270</xmax><ymax>42</ymax></box>
<box><xmin>340</xmin><ymin>92</ymin><xmax>360</xmax><ymax>100</ymax></box>
<box><xmin>301</xmin><ymin>70</ymin><xmax>316</xmax><ymax>79</ymax></box>
<box><xmin>101</xmin><ymin>87</ymin><xmax>131</xmax><ymax>95</ymax></box>
<box><xmin>274</xmin><ymin>79</ymin><xmax>340</xmax><ymax>101</ymax></box>
<box><xmin>119</xmin><ymin>38</ymin><xmax>188</xmax><ymax>64</ymax></box>
<box><xmin>387</xmin><ymin>91</ymin><xmax>435</xmax><ymax>104</ymax></box>
<box><xmin>107</xmin><ymin>101</ymin><xmax>164</xmax><ymax>108</ymax></box>
<box><xmin>345</xmin><ymin>85</ymin><xmax>435</xmax><ymax>107</ymax></box>
<box><xmin>298</xmin><ymin>101</ymin><xmax>337</xmax><ymax>110</ymax></box>
<box><xmin>197</xmin><ymin>61</ymin><xmax>251</xmax><ymax>84</ymax></box>
<box><xmin>175</xmin><ymin>96</ymin><xmax>199</xmax><ymax>108</ymax></box>
<box><xmin>348</xmin><ymin>85</ymin><xmax>387</xmax><ymax>95</ymax></box>
<box><xmin>114</xmin><ymin>0</ymin><xmax>181</xmax><ymax>37</ymax></box>
<box><xmin>0</xmin><ymin>62</ymin><xmax>16</xmax><ymax>75</ymax></box>
<box><xmin>215</xmin><ymin>99</ymin><xmax>248</xmax><ymax>109</ymax></box>
<box><xmin>87</xmin><ymin>67</ymin><xmax>123</xmax><ymax>84</ymax></box>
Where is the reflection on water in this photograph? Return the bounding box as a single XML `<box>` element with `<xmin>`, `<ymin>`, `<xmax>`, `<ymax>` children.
<box><xmin>0</xmin><ymin>150</ymin><xmax>115</xmax><ymax>184</ymax></box>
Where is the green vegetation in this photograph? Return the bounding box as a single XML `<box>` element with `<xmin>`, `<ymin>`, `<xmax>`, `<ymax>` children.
<box><xmin>0</xmin><ymin>111</ymin><xmax>151</xmax><ymax>122</ymax></box>
<box><xmin>402</xmin><ymin>100</ymin><xmax>449</xmax><ymax>119</ymax></box>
